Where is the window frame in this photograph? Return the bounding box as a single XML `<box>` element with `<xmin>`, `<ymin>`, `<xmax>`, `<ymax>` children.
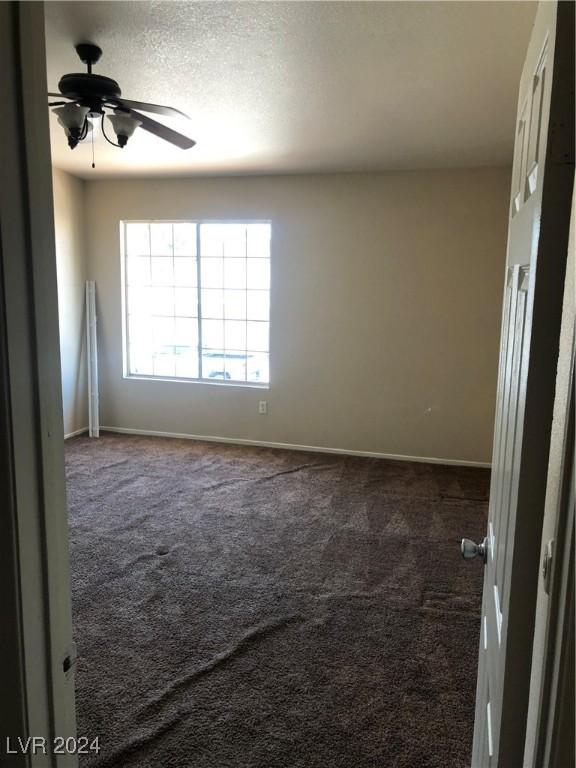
<box><xmin>120</xmin><ymin>219</ymin><xmax>272</xmax><ymax>389</ymax></box>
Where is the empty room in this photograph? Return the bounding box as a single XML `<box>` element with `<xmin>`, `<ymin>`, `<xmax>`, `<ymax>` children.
<box><xmin>1</xmin><ymin>1</ymin><xmax>574</xmax><ymax>768</ymax></box>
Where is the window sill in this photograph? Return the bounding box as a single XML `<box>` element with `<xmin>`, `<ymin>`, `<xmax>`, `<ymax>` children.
<box><xmin>123</xmin><ymin>373</ymin><xmax>270</xmax><ymax>390</ymax></box>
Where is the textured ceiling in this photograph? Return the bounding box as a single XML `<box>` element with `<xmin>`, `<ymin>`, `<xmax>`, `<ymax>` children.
<box><xmin>45</xmin><ymin>1</ymin><xmax>536</xmax><ymax>179</ymax></box>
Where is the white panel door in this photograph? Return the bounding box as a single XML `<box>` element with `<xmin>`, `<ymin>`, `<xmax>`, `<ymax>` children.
<box><xmin>468</xmin><ymin>2</ymin><xmax>574</xmax><ymax>766</ymax></box>
<box><xmin>472</xmin><ymin>263</ymin><xmax>530</xmax><ymax>768</ymax></box>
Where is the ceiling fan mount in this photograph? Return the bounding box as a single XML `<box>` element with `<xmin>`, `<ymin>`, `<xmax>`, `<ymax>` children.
<box><xmin>48</xmin><ymin>42</ymin><xmax>196</xmax><ymax>157</ymax></box>
<box><xmin>57</xmin><ymin>44</ymin><xmax>121</xmax><ymax>114</ymax></box>
<box><xmin>75</xmin><ymin>42</ymin><xmax>102</xmax><ymax>69</ymax></box>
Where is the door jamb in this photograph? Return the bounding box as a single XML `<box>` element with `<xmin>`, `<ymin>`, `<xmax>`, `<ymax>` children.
<box><xmin>539</xmin><ymin>361</ymin><xmax>575</xmax><ymax>767</ymax></box>
<box><xmin>0</xmin><ymin>2</ymin><xmax>77</xmax><ymax>765</ymax></box>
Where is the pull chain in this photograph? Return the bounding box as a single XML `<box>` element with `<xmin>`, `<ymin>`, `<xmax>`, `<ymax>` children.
<box><xmin>91</xmin><ymin>121</ymin><xmax>95</xmax><ymax>169</ymax></box>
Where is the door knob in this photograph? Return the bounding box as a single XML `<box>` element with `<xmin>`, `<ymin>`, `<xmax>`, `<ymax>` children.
<box><xmin>461</xmin><ymin>537</ymin><xmax>488</xmax><ymax>564</ymax></box>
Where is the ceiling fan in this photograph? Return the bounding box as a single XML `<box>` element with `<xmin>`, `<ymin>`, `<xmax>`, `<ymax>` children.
<box><xmin>49</xmin><ymin>43</ymin><xmax>196</xmax><ymax>153</ymax></box>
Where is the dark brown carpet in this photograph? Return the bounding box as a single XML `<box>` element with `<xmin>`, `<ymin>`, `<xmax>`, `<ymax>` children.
<box><xmin>65</xmin><ymin>432</ymin><xmax>488</xmax><ymax>768</ymax></box>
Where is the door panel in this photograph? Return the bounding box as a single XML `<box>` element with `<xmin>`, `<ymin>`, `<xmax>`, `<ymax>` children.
<box><xmin>496</xmin><ymin>268</ymin><xmax>529</xmax><ymax>604</ymax></box>
<box><xmin>471</xmin><ymin>2</ymin><xmax>574</xmax><ymax>766</ymax></box>
<box><xmin>512</xmin><ymin>97</ymin><xmax>530</xmax><ymax>215</ymax></box>
<box><xmin>525</xmin><ymin>43</ymin><xmax>548</xmax><ymax>198</ymax></box>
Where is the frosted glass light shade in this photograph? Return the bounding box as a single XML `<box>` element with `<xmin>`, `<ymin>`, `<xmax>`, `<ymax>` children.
<box><xmin>52</xmin><ymin>103</ymin><xmax>89</xmax><ymax>134</ymax></box>
<box><xmin>108</xmin><ymin>111</ymin><xmax>141</xmax><ymax>139</ymax></box>
<box><xmin>56</xmin><ymin>115</ymin><xmax>93</xmax><ymax>138</ymax></box>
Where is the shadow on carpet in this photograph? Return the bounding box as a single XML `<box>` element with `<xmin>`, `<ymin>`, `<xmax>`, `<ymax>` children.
<box><xmin>65</xmin><ymin>433</ymin><xmax>488</xmax><ymax>768</ymax></box>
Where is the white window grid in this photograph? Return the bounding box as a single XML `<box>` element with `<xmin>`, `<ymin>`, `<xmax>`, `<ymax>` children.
<box><xmin>122</xmin><ymin>220</ymin><xmax>271</xmax><ymax>386</ymax></box>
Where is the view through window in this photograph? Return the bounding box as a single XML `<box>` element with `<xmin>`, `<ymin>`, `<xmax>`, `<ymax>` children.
<box><xmin>124</xmin><ymin>221</ymin><xmax>271</xmax><ymax>384</ymax></box>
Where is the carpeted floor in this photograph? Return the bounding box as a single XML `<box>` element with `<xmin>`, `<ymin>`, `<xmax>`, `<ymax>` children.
<box><xmin>65</xmin><ymin>432</ymin><xmax>488</xmax><ymax>768</ymax></box>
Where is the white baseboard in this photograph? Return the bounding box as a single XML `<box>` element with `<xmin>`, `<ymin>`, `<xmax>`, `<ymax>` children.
<box><xmin>64</xmin><ymin>427</ymin><xmax>88</xmax><ymax>440</ymax></box>
<box><xmin>99</xmin><ymin>425</ymin><xmax>491</xmax><ymax>468</ymax></box>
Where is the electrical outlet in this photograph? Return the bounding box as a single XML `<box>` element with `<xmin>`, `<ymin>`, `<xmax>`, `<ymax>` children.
<box><xmin>258</xmin><ymin>400</ymin><xmax>268</xmax><ymax>415</ymax></box>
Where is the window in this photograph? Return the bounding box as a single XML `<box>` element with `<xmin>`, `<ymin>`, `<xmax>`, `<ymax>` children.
<box><xmin>123</xmin><ymin>221</ymin><xmax>271</xmax><ymax>385</ymax></box>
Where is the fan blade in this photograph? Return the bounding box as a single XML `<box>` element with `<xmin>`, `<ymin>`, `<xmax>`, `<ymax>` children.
<box><xmin>48</xmin><ymin>92</ymin><xmax>73</xmax><ymax>99</ymax></box>
<box><xmin>110</xmin><ymin>97</ymin><xmax>189</xmax><ymax>119</ymax></box>
<box><xmin>128</xmin><ymin>109</ymin><xmax>196</xmax><ymax>149</ymax></box>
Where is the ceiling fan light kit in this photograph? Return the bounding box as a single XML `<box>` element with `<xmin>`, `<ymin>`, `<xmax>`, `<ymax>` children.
<box><xmin>49</xmin><ymin>43</ymin><xmax>195</xmax><ymax>164</ymax></box>
<box><xmin>107</xmin><ymin>111</ymin><xmax>142</xmax><ymax>147</ymax></box>
<box><xmin>53</xmin><ymin>103</ymin><xmax>90</xmax><ymax>148</ymax></box>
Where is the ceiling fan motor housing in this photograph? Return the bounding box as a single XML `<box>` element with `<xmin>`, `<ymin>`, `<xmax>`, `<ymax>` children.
<box><xmin>58</xmin><ymin>73</ymin><xmax>122</xmax><ymax>114</ymax></box>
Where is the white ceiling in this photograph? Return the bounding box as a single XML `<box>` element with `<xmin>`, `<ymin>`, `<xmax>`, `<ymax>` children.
<box><xmin>45</xmin><ymin>1</ymin><xmax>536</xmax><ymax>179</ymax></box>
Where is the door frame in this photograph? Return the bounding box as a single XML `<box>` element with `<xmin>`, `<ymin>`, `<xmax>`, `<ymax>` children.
<box><xmin>543</xmin><ymin>448</ymin><xmax>575</xmax><ymax>767</ymax></box>
<box><xmin>524</xmin><ymin>180</ymin><xmax>576</xmax><ymax>768</ymax></box>
<box><xmin>0</xmin><ymin>2</ymin><xmax>77</xmax><ymax>765</ymax></box>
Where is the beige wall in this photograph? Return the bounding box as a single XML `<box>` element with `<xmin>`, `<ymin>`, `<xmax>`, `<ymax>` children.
<box><xmin>53</xmin><ymin>168</ymin><xmax>88</xmax><ymax>436</ymax></box>
<box><xmin>85</xmin><ymin>168</ymin><xmax>510</xmax><ymax>463</ymax></box>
